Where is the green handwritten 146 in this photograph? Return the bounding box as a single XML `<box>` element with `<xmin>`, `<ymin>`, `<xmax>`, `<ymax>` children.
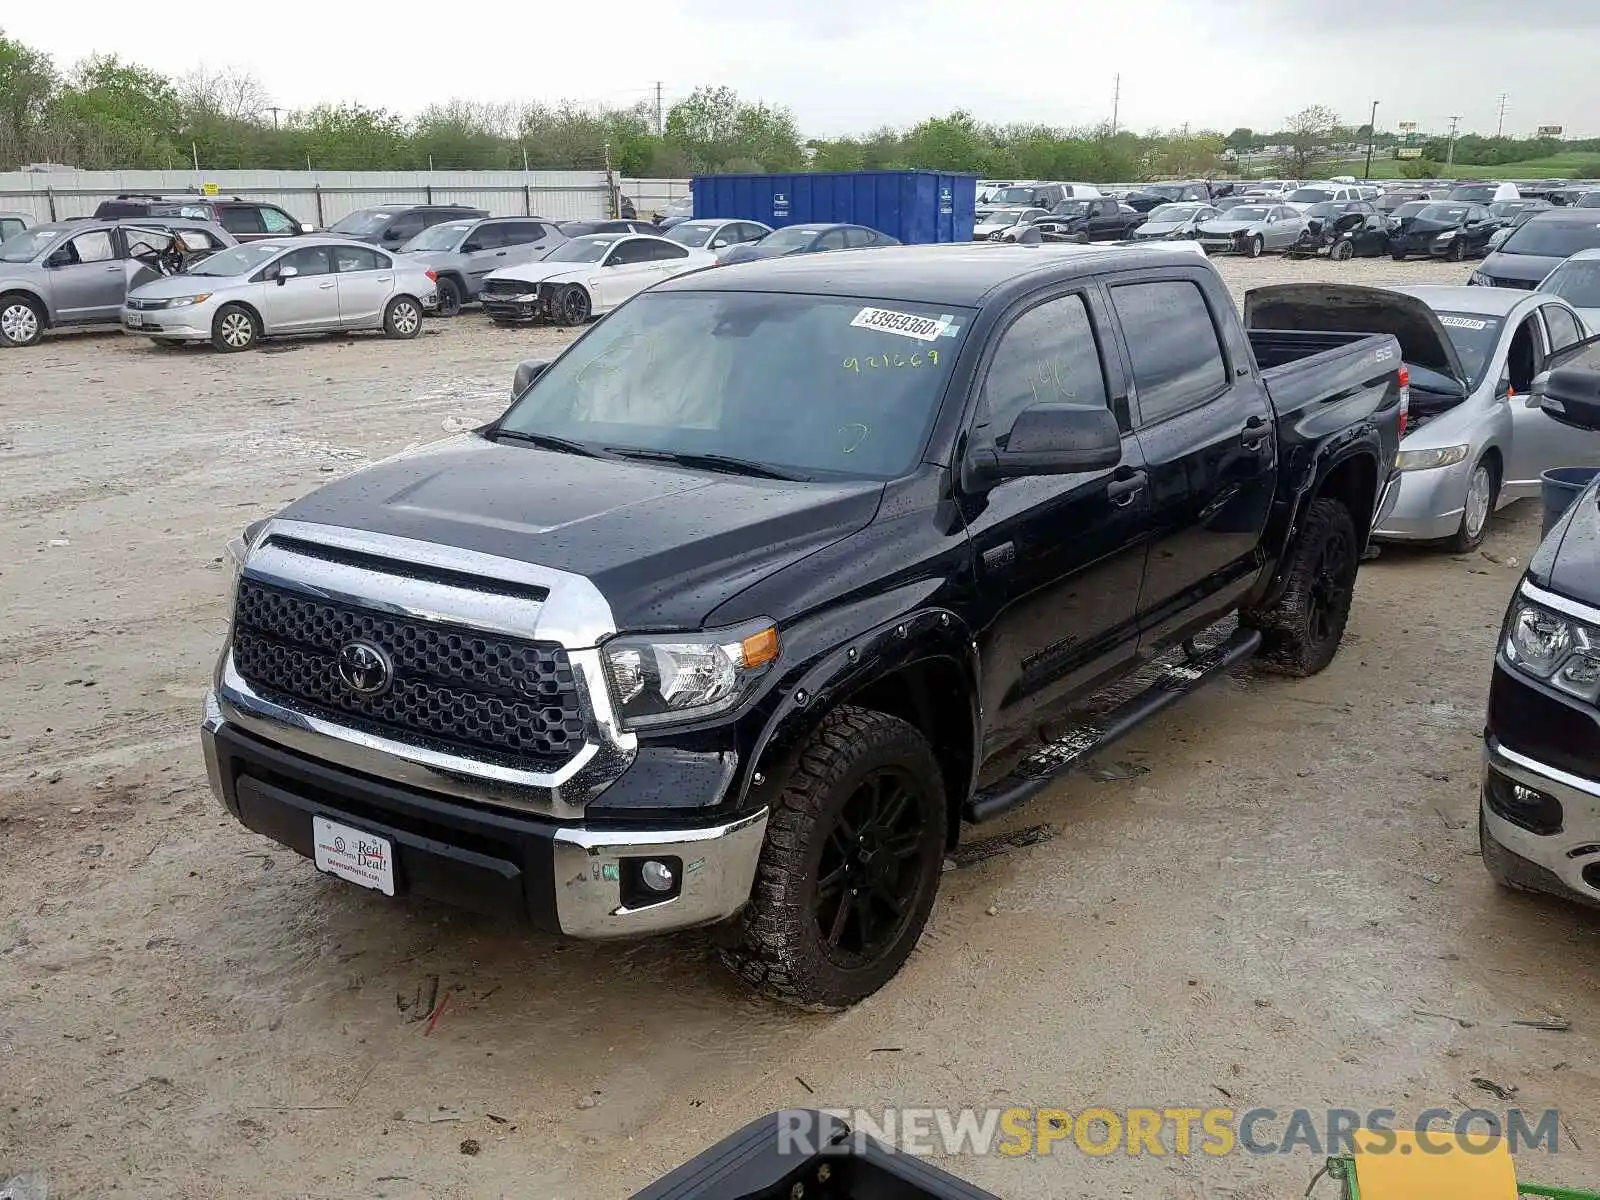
<box><xmin>843</xmin><ymin>349</ymin><xmax>939</xmax><ymax>372</ymax></box>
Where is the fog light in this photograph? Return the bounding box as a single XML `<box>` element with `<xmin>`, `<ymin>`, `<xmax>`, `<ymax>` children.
<box><xmin>640</xmin><ymin>859</ymin><xmax>675</xmax><ymax>893</ymax></box>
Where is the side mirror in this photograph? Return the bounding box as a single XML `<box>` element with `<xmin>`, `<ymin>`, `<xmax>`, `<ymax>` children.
<box><xmin>382</xmin><ymin>228</ymin><xmax>401</xmax><ymax>240</ymax></box>
<box><xmin>276</xmin><ymin>265</ymin><xmax>298</xmax><ymax>285</ymax></box>
<box><xmin>45</xmin><ymin>248</ymin><xmax>71</xmax><ymax>267</ymax></box>
<box><xmin>300</xmin><ymin>222</ymin><xmax>315</xmax><ymax>234</ymax></box>
<box><xmin>1527</xmin><ymin>369</ymin><xmax>1552</xmax><ymax>408</ymax></box>
<box><xmin>1540</xmin><ymin>368</ymin><xmax>1600</xmax><ymax>431</ymax></box>
<box><xmin>710</xmin><ymin>238</ymin><xmax>728</xmax><ymax>249</ymax></box>
<box><xmin>963</xmin><ymin>405</ymin><xmax>1123</xmax><ymax>489</ymax></box>
<box><xmin>461</xmin><ymin>241</ymin><xmax>483</xmax><ymax>254</ymax></box>
<box><xmin>512</xmin><ymin>358</ymin><xmax>551</xmax><ymax>396</ymax></box>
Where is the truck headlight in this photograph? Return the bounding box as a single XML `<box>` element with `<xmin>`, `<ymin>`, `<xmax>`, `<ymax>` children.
<box><xmin>602</xmin><ymin>621</ymin><xmax>779</xmax><ymax>728</ymax></box>
<box><xmin>225</xmin><ymin>519</ymin><xmax>267</xmax><ymax>602</ymax></box>
<box><xmin>1395</xmin><ymin>444</ymin><xmax>1470</xmax><ymax>471</ymax></box>
<box><xmin>1504</xmin><ymin>598</ymin><xmax>1600</xmax><ymax>699</ymax></box>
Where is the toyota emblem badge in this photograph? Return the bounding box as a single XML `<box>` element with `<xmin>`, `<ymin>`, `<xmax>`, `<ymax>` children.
<box><xmin>337</xmin><ymin>640</ymin><xmax>393</xmax><ymax>697</ymax></box>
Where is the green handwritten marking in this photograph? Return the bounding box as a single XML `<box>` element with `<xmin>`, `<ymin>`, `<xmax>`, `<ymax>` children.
<box><xmin>839</xmin><ymin>424</ymin><xmax>871</xmax><ymax>453</ymax></box>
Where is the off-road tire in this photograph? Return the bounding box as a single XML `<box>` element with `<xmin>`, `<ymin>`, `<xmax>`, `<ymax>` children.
<box><xmin>211</xmin><ymin>304</ymin><xmax>259</xmax><ymax>352</ymax></box>
<box><xmin>435</xmin><ymin>277</ymin><xmax>463</xmax><ymax>317</ymax></box>
<box><xmin>383</xmin><ymin>295</ymin><xmax>422</xmax><ymax>339</ymax></box>
<box><xmin>1443</xmin><ymin>455</ymin><xmax>1498</xmax><ymax>553</ymax></box>
<box><xmin>0</xmin><ymin>294</ymin><xmax>45</xmax><ymax>347</ymax></box>
<box><xmin>719</xmin><ymin>705</ymin><xmax>946</xmax><ymax>1011</ymax></box>
<box><xmin>1242</xmin><ymin>496</ymin><xmax>1359</xmax><ymax>677</ymax></box>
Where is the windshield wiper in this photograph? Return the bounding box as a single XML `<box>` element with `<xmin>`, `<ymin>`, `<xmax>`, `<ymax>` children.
<box><xmin>488</xmin><ymin>428</ymin><xmax>609</xmax><ymax>458</ymax></box>
<box><xmin>603</xmin><ymin>446</ymin><xmax>811</xmax><ymax>481</ymax></box>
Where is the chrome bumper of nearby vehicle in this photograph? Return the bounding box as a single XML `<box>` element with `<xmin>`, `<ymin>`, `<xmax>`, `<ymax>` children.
<box><xmin>1482</xmin><ymin>738</ymin><xmax>1600</xmax><ymax>905</ymax></box>
<box><xmin>1371</xmin><ymin>457</ymin><xmax>1474</xmax><ymax>541</ymax></box>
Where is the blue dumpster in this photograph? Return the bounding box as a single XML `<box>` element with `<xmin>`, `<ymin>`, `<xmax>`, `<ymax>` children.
<box><xmin>689</xmin><ymin>170</ymin><xmax>976</xmax><ymax>244</ymax></box>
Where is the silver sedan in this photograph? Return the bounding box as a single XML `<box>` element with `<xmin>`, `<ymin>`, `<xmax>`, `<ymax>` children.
<box><xmin>1195</xmin><ymin>204</ymin><xmax>1307</xmax><ymax>256</ymax></box>
<box><xmin>120</xmin><ymin>237</ymin><xmax>438</xmax><ymax>352</ymax></box>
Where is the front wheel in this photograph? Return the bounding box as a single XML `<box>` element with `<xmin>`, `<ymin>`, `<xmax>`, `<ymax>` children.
<box><xmin>0</xmin><ymin>295</ymin><xmax>44</xmax><ymax>347</ymax></box>
<box><xmin>1330</xmin><ymin>239</ymin><xmax>1355</xmax><ymax>262</ymax></box>
<box><xmin>1391</xmin><ymin>251</ymin><xmax>1408</xmax><ymax>261</ymax></box>
<box><xmin>1242</xmin><ymin>496</ymin><xmax>1359</xmax><ymax>677</ymax></box>
<box><xmin>1445</xmin><ymin>456</ymin><xmax>1498</xmax><ymax>552</ymax></box>
<box><xmin>435</xmin><ymin>277</ymin><xmax>463</xmax><ymax>317</ymax></box>
<box><xmin>211</xmin><ymin>304</ymin><xmax>259</xmax><ymax>352</ymax></box>
<box><xmin>383</xmin><ymin>295</ymin><xmax>422</xmax><ymax>339</ymax></box>
<box><xmin>554</xmin><ymin>284</ymin><xmax>591</xmax><ymax>326</ymax></box>
<box><xmin>720</xmin><ymin>705</ymin><xmax>946</xmax><ymax>1011</ymax></box>
<box><xmin>1447</xmin><ymin>239</ymin><xmax>1466</xmax><ymax>263</ymax></box>
<box><xmin>1246</xmin><ymin>234</ymin><xmax>1264</xmax><ymax>259</ymax></box>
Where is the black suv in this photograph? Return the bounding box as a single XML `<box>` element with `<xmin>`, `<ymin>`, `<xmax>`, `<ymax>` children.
<box><xmin>325</xmin><ymin>204</ymin><xmax>489</xmax><ymax>247</ymax></box>
<box><xmin>1482</xmin><ymin>338</ymin><xmax>1600</xmax><ymax>911</ymax></box>
<box><xmin>92</xmin><ymin>194</ymin><xmax>308</xmax><ymax>242</ymax></box>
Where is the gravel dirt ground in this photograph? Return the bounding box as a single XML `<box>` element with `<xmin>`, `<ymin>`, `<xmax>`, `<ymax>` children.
<box><xmin>3</xmin><ymin>252</ymin><xmax>1598</xmax><ymax>1200</ymax></box>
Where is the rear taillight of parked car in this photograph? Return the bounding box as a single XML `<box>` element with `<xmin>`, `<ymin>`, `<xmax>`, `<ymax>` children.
<box><xmin>1398</xmin><ymin>366</ymin><xmax>1410</xmax><ymax>436</ymax></box>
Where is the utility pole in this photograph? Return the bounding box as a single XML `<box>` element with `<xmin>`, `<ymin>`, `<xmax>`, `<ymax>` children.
<box><xmin>266</xmin><ymin>105</ymin><xmax>283</xmax><ymax>130</ymax></box>
<box><xmin>1363</xmin><ymin>100</ymin><xmax>1379</xmax><ymax>180</ymax></box>
<box><xmin>1110</xmin><ymin>73</ymin><xmax>1120</xmax><ymax>137</ymax></box>
<box><xmin>653</xmin><ymin>81</ymin><xmax>664</xmax><ymax>138</ymax></box>
<box><xmin>1495</xmin><ymin>93</ymin><xmax>1509</xmax><ymax>138</ymax></box>
<box><xmin>1446</xmin><ymin>115</ymin><xmax>1462</xmax><ymax>167</ymax></box>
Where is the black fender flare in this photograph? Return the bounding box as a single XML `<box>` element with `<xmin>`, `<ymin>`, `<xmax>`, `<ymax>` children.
<box><xmin>1250</xmin><ymin>436</ymin><xmax>1383</xmax><ymax>611</ymax></box>
<box><xmin>741</xmin><ymin>605</ymin><xmax>982</xmax><ymax>834</ymax></box>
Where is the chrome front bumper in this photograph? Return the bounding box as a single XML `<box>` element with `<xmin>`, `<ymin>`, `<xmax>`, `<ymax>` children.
<box><xmin>1482</xmin><ymin>738</ymin><xmax>1600</xmax><ymax>905</ymax></box>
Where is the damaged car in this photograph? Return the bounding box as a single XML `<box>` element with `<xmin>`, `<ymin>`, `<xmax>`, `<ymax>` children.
<box><xmin>1028</xmin><ymin>198</ymin><xmax>1146</xmax><ymax>242</ymax></box>
<box><xmin>480</xmin><ymin>233</ymin><xmax>716</xmax><ymax>325</ymax></box>
<box><xmin>972</xmin><ymin>207</ymin><xmax>1051</xmax><ymax>242</ymax></box>
<box><xmin>1127</xmin><ymin>202</ymin><xmax>1218</xmax><ymax>241</ymax></box>
<box><xmin>1195</xmin><ymin>204</ymin><xmax>1307</xmax><ymax>257</ymax></box>
<box><xmin>1287</xmin><ymin>203</ymin><xmax>1392</xmax><ymax>261</ymax></box>
<box><xmin>1387</xmin><ymin>202</ymin><xmax>1498</xmax><ymax>262</ymax></box>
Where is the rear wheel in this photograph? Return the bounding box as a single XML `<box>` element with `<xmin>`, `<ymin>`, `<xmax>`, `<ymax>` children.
<box><xmin>0</xmin><ymin>295</ymin><xmax>44</xmax><ymax>347</ymax></box>
<box><xmin>720</xmin><ymin>705</ymin><xmax>946</xmax><ymax>1011</ymax></box>
<box><xmin>211</xmin><ymin>304</ymin><xmax>258</xmax><ymax>352</ymax></box>
<box><xmin>383</xmin><ymin>295</ymin><xmax>422</xmax><ymax>339</ymax></box>
<box><xmin>1242</xmin><ymin>497</ymin><xmax>1359</xmax><ymax>677</ymax></box>
<box><xmin>435</xmin><ymin>277</ymin><xmax>463</xmax><ymax>317</ymax></box>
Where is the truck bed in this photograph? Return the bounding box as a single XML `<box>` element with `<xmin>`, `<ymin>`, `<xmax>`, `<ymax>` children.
<box><xmin>1250</xmin><ymin>328</ymin><xmax>1405</xmax><ymax>420</ymax></box>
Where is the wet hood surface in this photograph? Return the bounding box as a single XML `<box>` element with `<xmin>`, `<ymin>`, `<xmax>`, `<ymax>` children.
<box><xmin>277</xmin><ymin>434</ymin><xmax>883</xmax><ymax>630</ymax></box>
<box><xmin>1537</xmin><ymin>478</ymin><xmax>1600</xmax><ymax>602</ymax></box>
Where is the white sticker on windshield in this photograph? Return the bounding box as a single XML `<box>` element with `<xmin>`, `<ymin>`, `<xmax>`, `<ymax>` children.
<box><xmin>1438</xmin><ymin>315</ymin><xmax>1488</xmax><ymax>330</ymax></box>
<box><xmin>851</xmin><ymin>307</ymin><xmax>952</xmax><ymax>342</ymax></box>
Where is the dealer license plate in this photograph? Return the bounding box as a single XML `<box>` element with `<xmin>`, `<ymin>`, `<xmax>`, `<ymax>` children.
<box><xmin>311</xmin><ymin>815</ymin><xmax>395</xmax><ymax>896</ymax></box>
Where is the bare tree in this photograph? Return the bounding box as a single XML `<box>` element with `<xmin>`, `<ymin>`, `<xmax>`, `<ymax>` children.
<box><xmin>1280</xmin><ymin>104</ymin><xmax>1340</xmax><ymax>179</ymax></box>
<box><xmin>179</xmin><ymin>65</ymin><xmax>269</xmax><ymax>123</ymax></box>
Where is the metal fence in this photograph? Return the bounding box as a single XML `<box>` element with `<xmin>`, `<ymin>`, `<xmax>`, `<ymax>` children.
<box><xmin>0</xmin><ymin>170</ymin><xmax>692</xmax><ymax>226</ymax></box>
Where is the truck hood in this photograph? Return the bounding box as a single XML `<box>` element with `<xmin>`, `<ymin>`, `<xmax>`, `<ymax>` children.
<box><xmin>1244</xmin><ymin>283</ymin><xmax>1468</xmax><ymax>387</ymax></box>
<box><xmin>275</xmin><ymin>434</ymin><xmax>883</xmax><ymax>631</ymax></box>
<box><xmin>1532</xmin><ymin>474</ymin><xmax>1600</xmax><ymax>601</ymax></box>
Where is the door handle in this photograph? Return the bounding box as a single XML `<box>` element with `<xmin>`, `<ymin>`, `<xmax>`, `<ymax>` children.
<box><xmin>377</xmin><ymin>276</ymin><xmax>392</xmax><ymax>282</ymax></box>
<box><xmin>1106</xmin><ymin>471</ymin><xmax>1147</xmax><ymax>506</ymax></box>
<box><xmin>495</xmin><ymin>250</ymin><xmax>507</xmax><ymax>256</ymax></box>
<box><xmin>1241</xmin><ymin>415</ymin><xmax>1271</xmax><ymax>449</ymax></box>
<box><xmin>318</xmin><ymin>282</ymin><xmax>335</xmax><ymax>290</ymax></box>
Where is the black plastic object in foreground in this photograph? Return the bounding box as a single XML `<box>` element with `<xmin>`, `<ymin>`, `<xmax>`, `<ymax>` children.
<box><xmin>631</xmin><ymin>1110</ymin><xmax>1001</xmax><ymax>1200</ymax></box>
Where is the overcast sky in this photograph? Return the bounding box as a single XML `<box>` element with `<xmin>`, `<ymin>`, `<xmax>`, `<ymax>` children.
<box><xmin>6</xmin><ymin>0</ymin><xmax>1599</xmax><ymax>139</ymax></box>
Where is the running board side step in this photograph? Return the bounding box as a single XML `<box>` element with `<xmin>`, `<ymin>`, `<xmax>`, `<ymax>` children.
<box><xmin>965</xmin><ymin>625</ymin><xmax>1262</xmax><ymax>824</ymax></box>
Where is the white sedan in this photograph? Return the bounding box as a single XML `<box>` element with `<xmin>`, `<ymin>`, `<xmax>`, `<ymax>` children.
<box><xmin>479</xmin><ymin>233</ymin><xmax>716</xmax><ymax>324</ymax></box>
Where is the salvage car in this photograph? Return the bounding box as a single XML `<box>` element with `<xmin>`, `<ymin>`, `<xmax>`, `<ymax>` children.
<box><xmin>1195</xmin><ymin>204</ymin><xmax>1306</xmax><ymax>257</ymax></box>
<box><xmin>480</xmin><ymin>232</ymin><xmax>716</xmax><ymax>324</ymax></box>
<box><xmin>0</xmin><ymin>217</ymin><xmax>235</xmax><ymax>347</ymax></box>
<box><xmin>1535</xmin><ymin>248</ymin><xmax>1600</xmax><ymax>332</ymax></box>
<box><xmin>558</xmin><ymin>219</ymin><xmax>662</xmax><ymax>238</ymax></box>
<box><xmin>1484</xmin><ymin>200</ymin><xmax>1554</xmax><ymax>252</ymax></box>
<box><xmin>1480</xmin><ymin>340</ymin><xmax>1600</xmax><ymax>910</ymax></box>
<box><xmin>1448</xmin><ymin>181</ymin><xmax>1519</xmax><ymax>204</ymax></box>
<box><xmin>1473</xmin><ymin>210</ymin><xmax>1600</xmax><ymax>290</ymax></box>
<box><xmin>397</xmin><ymin>217</ymin><xmax>568</xmax><ymax>316</ymax></box>
<box><xmin>1251</xmin><ymin>284</ymin><xmax>1595</xmax><ymax>550</ymax></box>
<box><xmin>1127</xmin><ymin>202</ymin><xmax>1218</xmax><ymax>240</ymax></box>
<box><xmin>1030</xmin><ymin>198</ymin><xmax>1146</xmax><ymax>242</ymax></box>
<box><xmin>1386</xmin><ymin>202</ymin><xmax>1498</xmax><ymax>261</ymax></box>
<box><xmin>664</xmin><ymin>219</ymin><xmax>772</xmax><ymax>254</ymax></box>
<box><xmin>715</xmin><ymin>224</ymin><xmax>898</xmax><ymax>265</ymax></box>
<box><xmin>972</xmin><ymin>207</ymin><xmax>1051</xmax><ymax>242</ymax></box>
<box><xmin>326</xmin><ymin>204</ymin><xmax>488</xmax><ymax>247</ymax></box>
<box><xmin>121</xmin><ymin>237</ymin><xmax>437</xmax><ymax>352</ymax></box>
<box><xmin>1122</xmin><ymin>182</ymin><xmax>1209</xmax><ymax>212</ymax></box>
<box><xmin>203</xmin><ymin>244</ymin><xmax>1405</xmax><ymax>1009</ymax></box>
<box><xmin>1286</xmin><ymin>205</ymin><xmax>1392</xmax><ymax>261</ymax></box>
<box><xmin>1284</xmin><ymin>184</ymin><xmax>1364</xmax><ymax>211</ymax></box>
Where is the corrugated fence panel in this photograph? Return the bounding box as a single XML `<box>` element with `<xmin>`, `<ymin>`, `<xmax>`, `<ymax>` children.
<box><xmin>0</xmin><ymin>170</ymin><xmax>624</xmax><ymax>226</ymax></box>
<box><xmin>620</xmin><ymin>177</ymin><xmax>691</xmax><ymax>217</ymax></box>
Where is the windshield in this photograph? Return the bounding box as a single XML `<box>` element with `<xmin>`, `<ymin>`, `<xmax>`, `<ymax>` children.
<box><xmin>666</xmin><ymin>222</ymin><xmax>717</xmax><ymax>248</ymax></box>
<box><xmin>1539</xmin><ymin>260</ymin><xmax>1600</xmax><ymax>308</ymax></box>
<box><xmin>1416</xmin><ymin>205</ymin><xmax>1472</xmax><ymax>224</ymax></box>
<box><xmin>497</xmin><ymin>290</ymin><xmax>973</xmax><ymax>480</ymax></box>
<box><xmin>1148</xmin><ymin>204</ymin><xmax>1200</xmax><ymax>222</ymax></box>
<box><xmin>0</xmin><ymin>227</ymin><xmax>61</xmax><ymax>262</ymax></box>
<box><xmin>545</xmin><ymin>237</ymin><xmax>618</xmax><ymax>264</ymax></box>
<box><xmin>1289</xmin><ymin>189</ymin><xmax>1335</xmax><ymax>203</ymax></box>
<box><xmin>1051</xmin><ymin>201</ymin><xmax>1090</xmax><ymax>217</ymax></box>
<box><xmin>1222</xmin><ymin>206</ymin><xmax>1271</xmax><ymax>222</ymax></box>
<box><xmin>187</xmin><ymin>243</ymin><xmax>285</xmax><ymax>276</ymax></box>
<box><xmin>1502</xmin><ymin>220</ymin><xmax>1600</xmax><ymax>257</ymax></box>
<box><xmin>1448</xmin><ymin>186</ymin><xmax>1494</xmax><ymax>201</ymax></box>
<box><xmin>755</xmin><ymin>227</ymin><xmax>821</xmax><ymax>251</ymax></box>
<box><xmin>989</xmin><ymin>187</ymin><xmax>1041</xmax><ymax>205</ymax></box>
<box><xmin>328</xmin><ymin>209</ymin><xmax>396</xmax><ymax>236</ymax></box>
<box><xmin>1304</xmin><ymin>203</ymin><xmax>1346</xmax><ymax>219</ymax></box>
<box><xmin>402</xmin><ymin>221</ymin><xmax>473</xmax><ymax>252</ymax></box>
<box><xmin>1435</xmin><ymin>312</ymin><xmax>1506</xmax><ymax>387</ymax></box>
<box><xmin>1578</xmin><ymin>193</ymin><xmax>1600</xmax><ymax>209</ymax></box>
<box><xmin>1391</xmin><ymin>202</ymin><xmax>1430</xmax><ymax>219</ymax></box>
<box><xmin>979</xmin><ymin>210</ymin><xmax>1026</xmax><ymax>227</ymax></box>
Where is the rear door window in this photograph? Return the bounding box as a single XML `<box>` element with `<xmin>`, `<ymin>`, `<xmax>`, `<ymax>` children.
<box><xmin>218</xmin><ymin>206</ymin><xmax>265</xmax><ymax>235</ymax></box>
<box><xmin>1111</xmin><ymin>280</ymin><xmax>1229</xmax><ymax>425</ymax></box>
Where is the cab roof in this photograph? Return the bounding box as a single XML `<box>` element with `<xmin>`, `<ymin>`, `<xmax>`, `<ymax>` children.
<box><xmin>656</xmin><ymin>243</ymin><xmax>1200</xmax><ymax>307</ymax></box>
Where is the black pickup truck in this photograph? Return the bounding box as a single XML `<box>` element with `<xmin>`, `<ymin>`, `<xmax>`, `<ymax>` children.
<box><xmin>203</xmin><ymin>244</ymin><xmax>1405</xmax><ymax>1009</ymax></box>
